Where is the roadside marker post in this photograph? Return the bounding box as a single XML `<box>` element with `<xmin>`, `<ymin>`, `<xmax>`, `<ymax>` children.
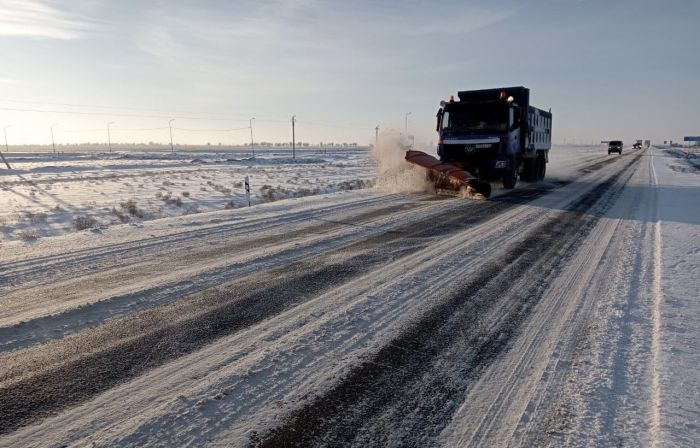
<box><xmin>2</xmin><ymin>125</ymin><xmax>11</xmax><ymax>169</ymax></box>
<box><xmin>245</xmin><ymin>175</ymin><xmax>251</xmax><ymax>207</ymax></box>
<box><xmin>0</xmin><ymin>151</ymin><xmax>10</xmax><ymax>169</ymax></box>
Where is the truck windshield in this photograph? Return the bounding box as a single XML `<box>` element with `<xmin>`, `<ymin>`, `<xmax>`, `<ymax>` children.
<box><xmin>442</xmin><ymin>102</ymin><xmax>508</xmax><ymax>134</ymax></box>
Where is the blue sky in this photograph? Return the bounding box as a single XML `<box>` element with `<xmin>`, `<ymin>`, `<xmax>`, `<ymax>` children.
<box><xmin>0</xmin><ymin>0</ymin><xmax>698</xmax><ymax>146</ymax></box>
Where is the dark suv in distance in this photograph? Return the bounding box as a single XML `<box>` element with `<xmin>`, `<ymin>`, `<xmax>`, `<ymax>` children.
<box><xmin>608</xmin><ymin>140</ymin><xmax>623</xmax><ymax>154</ymax></box>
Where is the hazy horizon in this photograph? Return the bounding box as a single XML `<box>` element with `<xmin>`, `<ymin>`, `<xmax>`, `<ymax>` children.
<box><xmin>1</xmin><ymin>0</ymin><xmax>698</xmax><ymax>148</ymax></box>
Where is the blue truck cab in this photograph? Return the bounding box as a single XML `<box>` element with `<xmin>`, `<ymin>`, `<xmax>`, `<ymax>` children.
<box><xmin>436</xmin><ymin>86</ymin><xmax>552</xmax><ymax>189</ymax></box>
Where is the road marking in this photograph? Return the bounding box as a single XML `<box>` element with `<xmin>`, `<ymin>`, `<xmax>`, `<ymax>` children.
<box><xmin>649</xmin><ymin>148</ymin><xmax>663</xmax><ymax>446</ymax></box>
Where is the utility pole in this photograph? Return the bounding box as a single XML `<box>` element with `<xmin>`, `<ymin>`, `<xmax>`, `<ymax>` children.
<box><xmin>168</xmin><ymin>119</ymin><xmax>175</xmax><ymax>152</ymax></box>
<box><xmin>1</xmin><ymin>125</ymin><xmax>11</xmax><ymax>169</ymax></box>
<box><xmin>50</xmin><ymin>123</ymin><xmax>58</xmax><ymax>155</ymax></box>
<box><xmin>249</xmin><ymin>117</ymin><xmax>255</xmax><ymax>156</ymax></box>
<box><xmin>291</xmin><ymin>115</ymin><xmax>296</xmax><ymax>159</ymax></box>
<box><xmin>375</xmin><ymin>125</ymin><xmax>379</xmax><ymax>146</ymax></box>
<box><xmin>107</xmin><ymin>121</ymin><xmax>114</xmax><ymax>152</ymax></box>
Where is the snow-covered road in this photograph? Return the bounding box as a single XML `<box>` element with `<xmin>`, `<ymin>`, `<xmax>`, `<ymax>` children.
<box><xmin>0</xmin><ymin>146</ymin><xmax>697</xmax><ymax>447</ymax></box>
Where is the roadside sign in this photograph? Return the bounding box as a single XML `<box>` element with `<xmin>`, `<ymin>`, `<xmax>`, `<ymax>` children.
<box><xmin>683</xmin><ymin>136</ymin><xmax>700</xmax><ymax>142</ymax></box>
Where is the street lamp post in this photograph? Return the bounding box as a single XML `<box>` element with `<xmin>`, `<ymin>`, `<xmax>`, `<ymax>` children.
<box><xmin>169</xmin><ymin>119</ymin><xmax>175</xmax><ymax>152</ymax></box>
<box><xmin>107</xmin><ymin>122</ymin><xmax>114</xmax><ymax>152</ymax></box>
<box><xmin>291</xmin><ymin>115</ymin><xmax>296</xmax><ymax>159</ymax></box>
<box><xmin>50</xmin><ymin>123</ymin><xmax>58</xmax><ymax>155</ymax></box>
<box><xmin>1</xmin><ymin>125</ymin><xmax>11</xmax><ymax>169</ymax></box>
<box><xmin>249</xmin><ymin>117</ymin><xmax>255</xmax><ymax>156</ymax></box>
<box><xmin>404</xmin><ymin>112</ymin><xmax>412</xmax><ymax>141</ymax></box>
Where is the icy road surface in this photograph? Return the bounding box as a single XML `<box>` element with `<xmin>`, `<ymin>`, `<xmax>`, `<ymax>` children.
<box><xmin>0</xmin><ymin>146</ymin><xmax>697</xmax><ymax>447</ymax></box>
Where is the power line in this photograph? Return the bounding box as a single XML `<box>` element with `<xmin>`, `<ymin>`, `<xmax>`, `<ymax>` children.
<box><xmin>54</xmin><ymin>128</ymin><xmax>106</xmax><ymax>133</ymax></box>
<box><xmin>112</xmin><ymin>126</ymin><xmax>170</xmax><ymax>131</ymax></box>
<box><xmin>172</xmin><ymin>126</ymin><xmax>250</xmax><ymax>132</ymax></box>
<box><xmin>0</xmin><ymin>97</ymin><xmax>251</xmax><ymax>119</ymax></box>
<box><xmin>0</xmin><ymin>105</ymin><xmax>375</xmax><ymax>130</ymax></box>
<box><xmin>54</xmin><ymin>126</ymin><xmax>171</xmax><ymax>132</ymax></box>
<box><xmin>296</xmin><ymin>120</ymin><xmax>373</xmax><ymax>130</ymax></box>
<box><xmin>0</xmin><ymin>106</ymin><xmax>252</xmax><ymax>122</ymax></box>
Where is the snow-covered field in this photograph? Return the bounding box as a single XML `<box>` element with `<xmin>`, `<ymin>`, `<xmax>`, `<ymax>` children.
<box><xmin>0</xmin><ymin>143</ymin><xmax>697</xmax><ymax>447</ymax></box>
<box><xmin>0</xmin><ymin>148</ymin><xmax>374</xmax><ymax>241</ymax></box>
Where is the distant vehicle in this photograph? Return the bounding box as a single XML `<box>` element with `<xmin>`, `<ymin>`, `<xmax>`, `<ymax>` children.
<box><xmin>644</xmin><ymin>139</ymin><xmax>651</xmax><ymax>148</ymax></box>
<box><xmin>633</xmin><ymin>139</ymin><xmax>642</xmax><ymax>149</ymax></box>
<box><xmin>608</xmin><ymin>141</ymin><xmax>623</xmax><ymax>154</ymax></box>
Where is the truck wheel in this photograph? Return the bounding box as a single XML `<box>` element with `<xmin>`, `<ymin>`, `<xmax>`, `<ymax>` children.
<box><xmin>520</xmin><ymin>159</ymin><xmax>535</xmax><ymax>181</ymax></box>
<box><xmin>536</xmin><ymin>156</ymin><xmax>546</xmax><ymax>181</ymax></box>
<box><xmin>502</xmin><ymin>163</ymin><xmax>517</xmax><ymax>189</ymax></box>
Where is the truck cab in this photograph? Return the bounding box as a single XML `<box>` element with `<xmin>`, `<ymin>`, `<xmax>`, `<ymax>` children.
<box><xmin>608</xmin><ymin>141</ymin><xmax>623</xmax><ymax>154</ymax></box>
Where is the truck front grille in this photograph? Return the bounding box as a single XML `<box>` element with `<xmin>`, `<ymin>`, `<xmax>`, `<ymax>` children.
<box><xmin>442</xmin><ymin>143</ymin><xmax>498</xmax><ymax>161</ymax></box>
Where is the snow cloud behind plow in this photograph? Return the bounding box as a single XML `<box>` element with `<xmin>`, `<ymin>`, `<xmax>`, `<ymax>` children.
<box><xmin>372</xmin><ymin>132</ymin><xmax>433</xmax><ymax>193</ymax></box>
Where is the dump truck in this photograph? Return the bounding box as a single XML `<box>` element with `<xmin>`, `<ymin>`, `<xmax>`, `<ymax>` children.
<box><xmin>405</xmin><ymin>86</ymin><xmax>552</xmax><ymax>198</ymax></box>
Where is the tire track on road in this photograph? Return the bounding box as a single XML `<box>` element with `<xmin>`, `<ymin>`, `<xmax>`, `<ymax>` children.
<box><xmin>259</xmin><ymin>154</ymin><xmax>642</xmax><ymax>447</ymax></box>
<box><xmin>0</xmin><ymin>194</ymin><xmax>401</xmax><ymax>287</ymax></box>
<box><xmin>0</xmin><ymin>181</ymin><xmax>559</xmax><ymax>435</ymax></box>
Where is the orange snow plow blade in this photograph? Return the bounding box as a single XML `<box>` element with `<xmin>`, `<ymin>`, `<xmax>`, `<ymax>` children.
<box><xmin>405</xmin><ymin>150</ymin><xmax>491</xmax><ymax>198</ymax></box>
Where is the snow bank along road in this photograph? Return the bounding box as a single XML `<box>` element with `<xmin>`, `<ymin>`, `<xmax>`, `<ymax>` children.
<box><xmin>0</xmin><ymin>147</ymin><xmax>697</xmax><ymax>447</ymax></box>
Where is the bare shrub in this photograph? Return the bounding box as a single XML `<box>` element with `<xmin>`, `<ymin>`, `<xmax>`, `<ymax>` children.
<box><xmin>73</xmin><ymin>215</ymin><xmax>98</xmax><ymax>231</ymax></box>
<box><xmin>182</xmin><ymin>204</ymin><xmax>200</xmax><ymax>215</ymax></box>
<box><xmin>23</xmin><ymin>211</ymin><xmax>48</xmax><ymax>224</ymax></box>
<box><xmin>336</xmin><ymin>179</ymin><xmax>374</xmax><ymax>190</ymax></box>
<box><xmin>18</xmin><ymin>228</ymin><xmax>40</xmax><ymax>241</ymax></box>
<box><xmin>181</xmin><ymin>191</ymin><xmax>190</xmax><ymax>197</ymax></box>
<box><xmin>159</xmin><ymin>192</ymin><xmax>182</xmax><ymax>207</ymax></box>
<box><xmin>224</xmin><ymin>200</ymin><xmax>239</xmax><ymax>209</ymax></box>
<box><xmin>111</xmin><ymin>207</ymin><xmax>129</xmax><ymax>223</ymax></box>
<box><xmin>120</xmin><ymin>199</ymin><xmax>142</xmax><ymax>217</ymax></box>
<box><xmin>259</xmin><ymin>184</ymin><xmax>276</xmax><ymax>202</ymax></box>
<box><xmin>0</xmin><ymin>217</ymin><xmax>13</xmax><ymax>233</ymax></box>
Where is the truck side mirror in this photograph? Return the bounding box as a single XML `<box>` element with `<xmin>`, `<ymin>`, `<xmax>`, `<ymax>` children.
<box><xmin>511</xmin><ymin>107</ymin><xmax>521</xmax><ymax>130</ymax></box>
<box><xmin>510</xmin><ymin>117</ymin><xmax>521</xmax><ymax>131</ymax></box>
<box><xmin>436</xmin><ymin>109</ymin><xmax>443</xmax><ymax>132</ymax></box>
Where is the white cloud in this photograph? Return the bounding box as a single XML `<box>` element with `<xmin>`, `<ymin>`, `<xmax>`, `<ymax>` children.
<box><xmin>0</xmin><ymin>0</ymin><xmax>94</xmax><ymax>40</ymax></box>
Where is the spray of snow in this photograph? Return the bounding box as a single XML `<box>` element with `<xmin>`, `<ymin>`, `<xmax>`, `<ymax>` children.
<box><xmin>372</xmin><ymin>132</ymin><xmax>433</xmax><ymax>193</ymax></box>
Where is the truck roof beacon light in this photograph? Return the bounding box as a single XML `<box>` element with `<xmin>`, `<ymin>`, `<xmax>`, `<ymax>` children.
<box><xmin>449</xmin><ymin>95</ymin><xmax>455</xmax><ymax>102</ymax></box>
